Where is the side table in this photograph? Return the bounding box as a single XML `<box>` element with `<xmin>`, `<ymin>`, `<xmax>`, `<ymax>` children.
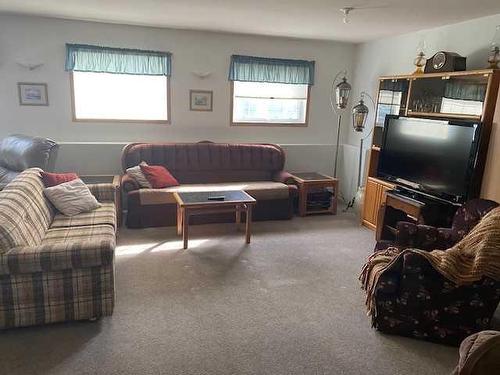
<box><xmin>290</xmin><ymin>172</ymin><xmax>339</xmax><ymax>216</ymax></box>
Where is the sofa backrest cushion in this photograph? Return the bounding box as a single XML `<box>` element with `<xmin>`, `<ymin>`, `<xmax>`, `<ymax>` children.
<box><xmin>122</xmin><ymin>142</ymin><xmax>285</xmax><ymax>184</ymax></box>
<box><xmin>0</xmin><ymin>168</ymin><xmax>54</xmax><ymax>253</ymax></box>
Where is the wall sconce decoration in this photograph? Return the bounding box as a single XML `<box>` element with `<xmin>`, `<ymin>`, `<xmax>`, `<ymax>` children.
<box><xmin>16</xmin><ymin>61</ymin><xmax>44</xmax><ymax>71</ymax></box>
<box><xmin>191</xmin><ymin>71</ymin><xmax>212</xmax><ymax>79</ymax></box>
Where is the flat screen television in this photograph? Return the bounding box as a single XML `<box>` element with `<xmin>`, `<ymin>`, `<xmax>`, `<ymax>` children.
<box><xmin>378</xmin><ymin>115</ymin><xmax>482</xmax><ymax>203</ymax></box>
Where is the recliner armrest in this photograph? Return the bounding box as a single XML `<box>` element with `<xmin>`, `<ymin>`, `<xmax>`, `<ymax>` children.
<box><xmin>396</xmin><ymin>222</ymin><xmax>453</xmax><ymax>251</ymax></box>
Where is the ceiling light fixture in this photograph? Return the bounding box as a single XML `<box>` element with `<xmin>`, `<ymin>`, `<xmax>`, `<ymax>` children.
<box><xmin>340</xmin><ymin>7</ymin><xmax>354</xmax><ymax>24</ymax></box>
<box><xmin>340</xmin><ymin>4</ymin><xmax>389</xmax><ymax>24</ymax></box>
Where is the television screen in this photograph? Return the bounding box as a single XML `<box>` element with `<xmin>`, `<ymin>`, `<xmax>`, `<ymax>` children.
<box><xmin>378</xmin><ymin>116</ymin><xmax>481</xmax><ymax>201</ymax></box>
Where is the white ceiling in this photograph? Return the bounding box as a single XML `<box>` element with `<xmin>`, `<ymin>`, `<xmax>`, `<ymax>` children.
<box><xmin>1</xmin><ymin>0</ymin><xmax>499</xmax><ymax>43</ymax></box>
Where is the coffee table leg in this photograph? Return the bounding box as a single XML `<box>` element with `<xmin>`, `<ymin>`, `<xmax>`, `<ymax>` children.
<box><xmin>182</xmin><ymin>208</ymin><xmax>189</xmax><ymax>249</ymax></box>
<box><xmin>235</xmin><ymin>204</ymin><xmax>241</xmax><ymax>225</ymax></box>
<box><xmin>177</xmin><ymin>205</ymin><xmax>182</xmax><ymax>236</ymax></box>
<box><xmin>245</xmin><ymin>204</ymin><xmax>252</xmax><ymax>244</ymax></box>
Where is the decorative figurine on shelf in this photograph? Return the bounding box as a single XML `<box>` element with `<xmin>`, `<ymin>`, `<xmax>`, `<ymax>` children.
<box><xmin>488</xmin><ymin>25</ymin><xmax>500</xmax><ymax>69</ymax></box>
<box><xmin>413</xmin><ymin>52</ymin><xmax>426</xmax><ymax>75</ymax></box>
<box><xmin>413</xmin><ymin>39</ymin><xmax>426</xmax><ymax>75</ymax></box>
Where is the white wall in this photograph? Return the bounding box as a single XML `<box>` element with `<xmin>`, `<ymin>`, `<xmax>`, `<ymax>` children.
<box><xmin>0</xmin><ymin>14</ymin><xmax>358</xmax><ymax>197</ymax></box>
<box><xmin>5</xmin><ymin>13</ymin><xmax>498</xmax><ymax>202</ymax></box>
<box><xmin>344</xmin><ymin>13</ymin><xmax>500</xmax><ymax>198</ymax></box>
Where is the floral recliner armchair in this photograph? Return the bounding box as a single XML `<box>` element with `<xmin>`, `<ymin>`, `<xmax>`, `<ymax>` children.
<box><xmin>371</xmin><ymin>199</ymin><xmax>500</xmax><ymax>346</ymax></box>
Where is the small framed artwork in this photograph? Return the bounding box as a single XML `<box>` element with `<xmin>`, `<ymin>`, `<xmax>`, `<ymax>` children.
<box><xmin>18</xmin><ymin>82</ymin><xmax>49</xmax><ymax>106</ymax></box>
<box><xmin>190</xmin><ymin>90</ymin><xmax>213</xmax><ymax>111</ymax></box>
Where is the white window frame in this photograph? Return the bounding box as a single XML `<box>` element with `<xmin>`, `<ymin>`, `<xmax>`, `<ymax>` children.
<box><xmin>230</xmin><ymin>81</ymin><xmax>310</xmax><ymax>127</ymax></box>
<box><xmin>70</xmin><ymin>72</ymin><xmax>171</xmax><ymax>124</ymax></box>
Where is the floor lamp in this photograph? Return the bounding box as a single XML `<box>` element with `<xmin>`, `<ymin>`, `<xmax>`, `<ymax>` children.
<box><xmin>329</xmin><ymin>71</ymin><xmax>351</xmax><ymax>178</ymax></box>
<box><xmin>345</xmin><ymin>91</ymin><xmax>376</xmax><ymax>211</ymax></box>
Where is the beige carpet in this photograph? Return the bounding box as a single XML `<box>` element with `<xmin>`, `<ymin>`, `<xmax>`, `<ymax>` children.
<box><xmin>1</xmin><ymin>213</ymin><xmax>491</xmax><ymax>374</ymax></box>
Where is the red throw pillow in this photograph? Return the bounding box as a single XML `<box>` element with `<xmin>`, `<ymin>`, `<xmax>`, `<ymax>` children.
<box><xmin>41</xmin><ymin>172</ymin><xmax>79</xmax><ymax>187</ymax></box>
<box><xmin>140</xmin><ymin>165</ymin><xmax>179</xmax><ymax>188</ymax></box>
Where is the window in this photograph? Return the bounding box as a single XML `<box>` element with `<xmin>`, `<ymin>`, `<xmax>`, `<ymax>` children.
<box><xmin>71</xmin><ymin>72</ymin><xmax>169</xmax><ymax>122</ymax></box>
<box><xmin>232</xmin><ymin>81</ymin><xmax>309</xmax><ymax>125</ymax></box>
<box><xmin>65</xmin><ymin>44</ymin><xmax>171</xmax><ymax>123</ymax></box>
<box><xmin>228</xmin><ymin>55</ymin><xmax>315</xmax><ymax>126</ymax></box>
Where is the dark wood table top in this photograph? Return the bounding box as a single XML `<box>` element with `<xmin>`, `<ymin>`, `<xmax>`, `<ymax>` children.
<box><xmin>174</xmin><ymin>190</ymin><xmax>256</xmax><ymax>206</ymax></box>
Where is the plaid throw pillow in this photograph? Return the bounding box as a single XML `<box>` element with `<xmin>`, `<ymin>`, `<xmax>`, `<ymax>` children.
<box><xmin>126</xmin><ymin>161</ymin><xmax>152</xmax><ymax>188</ymax></box>
<box><xmin>44</xmin><ymin>178</ymin><xmax>101</xmax><ymax>216</ymax></box>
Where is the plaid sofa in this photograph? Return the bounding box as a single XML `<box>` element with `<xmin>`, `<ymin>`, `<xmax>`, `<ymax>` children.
<box><xmin>0</xmin><ymin>168</ymin><xmax>116</xmax><ymax>329</ymax></box>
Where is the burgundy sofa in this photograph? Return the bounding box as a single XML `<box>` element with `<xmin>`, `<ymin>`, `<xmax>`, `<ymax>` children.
<box><xmin>121</xmin><ymin>142</ymin><xmax>298</xmax><ymax>228</ymax></box>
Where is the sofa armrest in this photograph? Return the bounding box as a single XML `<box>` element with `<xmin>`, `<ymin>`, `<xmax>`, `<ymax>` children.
<box><xmin>87</xmin><ymin>182</ymin><xmax>117</xmax><ymax>203</ymax></box>
<box><xmin>0</xmin><ymin>239</ymin><xmax>115</xmax><ymax>275</ymax></box>
<box><xmin>122</xmin><ymin>174</ymin><xmax>139</xmax><ymax>193</ymax></box>
<box><xmin>396</xmin><ymin>222</ymin><xmax>453</xmax><ymax>250</ymax></box>
<box><xmin>273</xmin><ymin>171</ymin><xmax>296</xmax><ymax>184</ymax></box>
<box><xmin>376</xmin><ymin>271</ymin><xmax>400</xmax><ymax>295</ymax></box>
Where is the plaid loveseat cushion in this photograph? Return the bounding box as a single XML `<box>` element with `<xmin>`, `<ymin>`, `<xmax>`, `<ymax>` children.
<box><xmin>0</xmin><ymin>225</ymin><xmax>115</xmax><ymax>275</ymax></box>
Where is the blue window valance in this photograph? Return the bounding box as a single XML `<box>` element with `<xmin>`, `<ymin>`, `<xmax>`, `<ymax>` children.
<box><xmin>65</xmin><ymin>44</ymin><xmax>172</xmax><ymax>76</ymax></box>
<box><xmin>229</xmin><ymin>55</ymin><xmax>315</xmax><ymax>85</ymax></box>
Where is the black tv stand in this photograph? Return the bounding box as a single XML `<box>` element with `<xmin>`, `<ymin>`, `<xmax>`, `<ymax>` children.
<box><xmin>376</xmin><ymin>186</ymin><xmax>460</xmax><ymax>241</ymax></box>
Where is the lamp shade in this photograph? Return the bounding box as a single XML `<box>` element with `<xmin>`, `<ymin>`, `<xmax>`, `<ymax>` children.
<box><xmin>352</xmin><ymin>99</ymin><xmax>369</xmax><ymax>132</ymax></box>
<box><xmin>335</xmin><ymin>77</ymin><xmax>351</xmax><ymax>109</ymax></box>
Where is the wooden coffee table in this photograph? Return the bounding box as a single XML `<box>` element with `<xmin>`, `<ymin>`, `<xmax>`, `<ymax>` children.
<box><xmin>173</xmin><ymin>190</ymin><xmax>257</xmax><ymax>249</ymax></box>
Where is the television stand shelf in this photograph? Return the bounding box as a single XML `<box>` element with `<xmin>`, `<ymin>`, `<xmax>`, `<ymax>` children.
<box><xmin>376</xmin><ymin>190</ymin><xmax>458</xmax><ymax>242</ymax></box>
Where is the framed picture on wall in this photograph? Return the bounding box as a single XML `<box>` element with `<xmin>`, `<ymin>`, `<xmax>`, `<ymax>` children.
<box><xmin>18</xmin><ymin>82</ymin><xmax>49</xmax><ymax>106</ymax></box>
<box><xmin>190</xmin><ymin>90</ymin><xmax>213</xmax><ymax>111</ymax></box>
